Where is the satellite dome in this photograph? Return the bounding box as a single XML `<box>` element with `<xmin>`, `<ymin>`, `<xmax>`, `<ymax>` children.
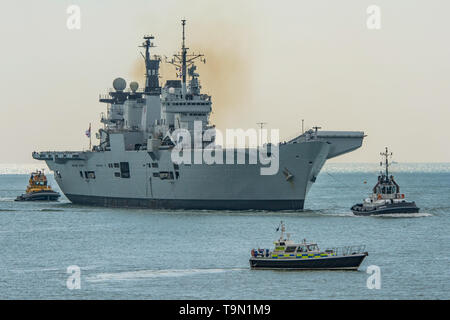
<box><xmin>130</xmin><ymin>81</ymin><xmax>139</xmax><ymax>92</ymax></box>
<box><xmin>113</xmin><ymin>77</ymin><xmax>127</xmax><ymax>92</ymax></box>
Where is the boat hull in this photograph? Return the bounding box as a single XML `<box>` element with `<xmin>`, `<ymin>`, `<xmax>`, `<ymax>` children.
<box><xmin>65</xmin><ymin>194</ymin><xmax>305</xmax><ymax>210</ymax></box>
<box><xmin>249</xmin><ymin>253</ymin><xmax>368</xmax><ymax>270</ymax></box>
<box><xmin>15</xmin><ymin>191</ymin><xmax>61</xmax><ymax>202</ymax></box>
<box><xmin>351</xmin><ymin>202</ymin><xmax>419</xmax><ymax>216</ymax></box>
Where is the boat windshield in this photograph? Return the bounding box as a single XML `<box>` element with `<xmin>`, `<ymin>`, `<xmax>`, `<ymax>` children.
<box><xmin>285</xmin><ymin>246</ymin><xmax>296</xmax><ymax>253</ymax></box>
<box><xmin>379</xmin><ymin>185</ymin><xmax>396</xmax><ymax>194</ymax></box>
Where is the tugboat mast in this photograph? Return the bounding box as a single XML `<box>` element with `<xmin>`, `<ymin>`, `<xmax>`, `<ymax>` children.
<box><xmin>380</xmin><ymin>147</ymin><xmax>393</xmax><ymax>178</ymax></box>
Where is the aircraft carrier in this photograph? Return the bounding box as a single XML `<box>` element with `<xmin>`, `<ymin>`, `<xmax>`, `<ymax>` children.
<box><xmin>32</xmin><ymin>20</ymin><xmax>365</xmax><ymax>210</ymax></box>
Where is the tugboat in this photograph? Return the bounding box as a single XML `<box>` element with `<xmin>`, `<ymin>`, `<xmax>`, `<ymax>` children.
<box><xmin>249</xmin><ymin>221</ymin><xmax>368</xmax><ymax>270</ymax></box>
<box><xmin>15</xmin><ymin>170</ymin><xmax>61</xmax><ymax>201</ymax></box>
<box><xmin>351</xmin><ymin>147</ymin><xmax>419</xmax><ymax>215</ymax></box>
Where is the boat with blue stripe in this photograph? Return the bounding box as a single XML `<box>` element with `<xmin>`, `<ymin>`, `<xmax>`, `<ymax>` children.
<box><xmin>249</xmin><ymin>222</ymin><xmax>368</xmax><ymax>270</ymax></box>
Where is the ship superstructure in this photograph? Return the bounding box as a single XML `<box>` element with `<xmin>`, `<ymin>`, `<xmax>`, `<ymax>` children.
<box><xmin>33</xmin><ymin>20</ymin><xmax>365</xmax><ymax>210</ymax></box>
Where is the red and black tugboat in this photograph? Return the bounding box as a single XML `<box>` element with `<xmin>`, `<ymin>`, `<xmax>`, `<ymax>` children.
<box><xmin>351</xmin><ymin>147</ymin><xmax>419</xmax><ymax>215</ymax></box>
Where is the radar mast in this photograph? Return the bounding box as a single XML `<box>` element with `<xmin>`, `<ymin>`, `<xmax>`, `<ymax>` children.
<box><xmin>139</xmin><ymin>35</ymin><xmax>161</xmax><ymax>94</ymax></box>
<box><xmin>167</xmin><ymin>19</ymin><xmax>205</xmax><ymax>95</ymax></box>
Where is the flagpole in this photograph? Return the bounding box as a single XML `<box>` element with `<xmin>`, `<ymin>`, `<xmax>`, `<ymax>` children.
<box><xmin>89</xmin><ymin>123</ymin><xmax>92</xmax><ymax>151</ymax></box>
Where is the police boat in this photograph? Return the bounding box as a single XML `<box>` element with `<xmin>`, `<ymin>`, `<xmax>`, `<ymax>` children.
<box><xmin>249</xmin><ymin>221</ymin><xmax>368</xmax><ymax>270</ymax></box>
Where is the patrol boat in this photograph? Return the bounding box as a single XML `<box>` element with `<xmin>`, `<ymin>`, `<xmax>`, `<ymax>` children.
<box><xmin>249</xmin><ymin>222</ymin><xmax>368</xmax><ymax>270</ymax></box>
<box><xmin>15</xmin><ymin>170</ymin><xmax>61</xmax><ymax>201</ymax></box>
<box><xmin>32</xmin><ymin>20</ymin><xmax>365</xmax><ymax>211</ymax></box>
<box><xmin>351</xmin><ymin>147</ymin><xmax>419</xmax><ymax>215</ymax></box>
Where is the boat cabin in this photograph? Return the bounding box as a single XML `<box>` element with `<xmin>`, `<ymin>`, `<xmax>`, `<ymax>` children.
<box><xmin>368</xmin><ymin>148</ymin><xmax>405</xmax><ymax>202</ymax></box>
<box><xmin>26</xmin><ymin>170</ymin><xmax>53</xmax><ymax>193</ymax></box>
<box><xmin>251</xmin><ymin>221</ymin><xmax>328</xmax><ymax>258</ymax></box>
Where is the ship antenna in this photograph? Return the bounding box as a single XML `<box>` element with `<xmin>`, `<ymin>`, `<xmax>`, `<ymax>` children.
<box><xmin>181</xmin><ymin>19</ymin><xmax>188</xmax><ymax>93</ymax></box>
<box><xmin>139</xmin><ymin>34</ymin><xmax>160</xmax><ymax>93</ymax></box>
<box><xmin>380</xmin><ymin>147</ymin><xmax>393</xmax><ymax>177</ymax></box>
<box><xmin>166</xmin><ymin>19</ymin><xmax>205</xmax><ymax>95</ymax></box>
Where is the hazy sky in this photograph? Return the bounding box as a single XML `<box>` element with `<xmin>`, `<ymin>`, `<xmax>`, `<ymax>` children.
<box><xmin>1</xmin><ymin>0</ymin><xmax>449</xmax><ymax>164</ymax></box>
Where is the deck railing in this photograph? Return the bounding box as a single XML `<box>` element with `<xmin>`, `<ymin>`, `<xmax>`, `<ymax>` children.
<box><xmin>325</xmin><ymin>245</ymin><xmax>366</xmax><ymax>256</ymax></box>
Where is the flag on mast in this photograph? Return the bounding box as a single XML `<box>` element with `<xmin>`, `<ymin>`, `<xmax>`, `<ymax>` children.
<box><xmin>85</xmin><ymin>124</ymin><xmax>91</xmax><ymax>138</ymax></box>
<box><xmin>85</xmin><ymin>123</ymin><xmax>92</xmax><ymax>150</ymax></box>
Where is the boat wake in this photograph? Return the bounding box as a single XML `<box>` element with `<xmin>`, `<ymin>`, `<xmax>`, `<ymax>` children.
<box><xmin>318</xmin><ymin>211</ymin><xmax>359</xmax><ymax>217</ymax></box>
<box><xmin>86</xmin><ymin>268</ymin><xmax>245</xmax><ymax>282</ymax></box>
<box><xmin>0</xmin><ymin>197</ymin><xmax>15</xmax><ymax>202</ymax></box>
<box><xmin>371</xmin><ymin>212</ymin><xmax>432</xmax><ymax>218</ymax></box>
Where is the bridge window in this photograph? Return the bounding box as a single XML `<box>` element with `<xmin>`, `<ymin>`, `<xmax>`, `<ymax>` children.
<box><xmin>285</xmin><ymin>246</ymin><xmax>297</xmax><ymax>253</ymax></box>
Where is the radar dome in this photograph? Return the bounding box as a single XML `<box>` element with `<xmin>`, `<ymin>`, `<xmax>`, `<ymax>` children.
<box><xmin>130</xmin><ymin>81</ymin><xmax>139</xmax><ymax>92</ymax></box>
<box><xmin>113</xmin><ymin>77</ymin><xmax>127</xmax><ymax>92</ymax></box>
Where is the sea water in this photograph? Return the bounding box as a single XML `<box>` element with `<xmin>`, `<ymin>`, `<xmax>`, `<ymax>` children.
<box><xmin>0</xmin><ymin>163</ymin><xmax>449</xmax><ymax>299</ymax></box>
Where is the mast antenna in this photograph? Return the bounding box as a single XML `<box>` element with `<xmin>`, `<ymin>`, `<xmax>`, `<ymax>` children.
<box><xmin>166</xmin><ymin>20</ymin><xmax>205</xmax><ymax>94</ymax></box>
<box><xmin>139</xmin><ymin>35</ymin><xmax>160</xmax><ymax>93</ymax></box>
<box><xmin>380</xmin><ymin>147</ymin><xmax>393</xmax><ymax>177</ymax></box>
<box><xmin>257</xmin><ymin>122</ymin><xmax>267</xmax><ymax>146</ymax></box>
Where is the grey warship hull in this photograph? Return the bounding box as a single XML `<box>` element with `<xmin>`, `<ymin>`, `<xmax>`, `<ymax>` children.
<box><xmin>34</xmin><ymin>133</ymin><xmax>364</xmax><ymax>211</ymax></box>
<box><xmin>65</xmin><ymin>194</ymin><xmax>304</xmax><ymax>210</ymax></box>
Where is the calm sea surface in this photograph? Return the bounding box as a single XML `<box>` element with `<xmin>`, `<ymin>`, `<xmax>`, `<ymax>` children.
<box><xmin>0</xmin><ymin>163</ymin><xmax>449</xmax><ymax>299</ymax></box>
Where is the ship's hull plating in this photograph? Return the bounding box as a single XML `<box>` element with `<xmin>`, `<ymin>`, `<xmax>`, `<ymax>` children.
<box><xmin>34</xmin><ymin>131</ymin><xmax>365</xmax><ymax>210</ymax></box>
<box><xmin>249</xmin><ymin>253</ymin><xmax>368</xmax><ymax>270</ymax></box>
<box><xmin>66</xmin><ymin>194</ymin><xmax>304</xmax><ymax>210</ymax></box>
<box><xmin>43</xmin><ymin>141</ymin><xmax>329</xmax><ymax>210</ymax></box>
